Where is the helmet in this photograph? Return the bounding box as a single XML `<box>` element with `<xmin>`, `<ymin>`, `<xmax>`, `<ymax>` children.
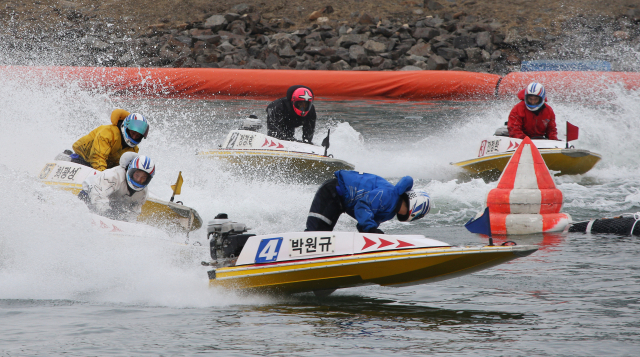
<box><xmin>121</xmin><ymin>113</ymin><xmax>149</xmax><ymax>148</ymax></box>
<box><xmin>397</xmin><ymin>190</ymin><xmax>431</xmax><ymax>222</ymax></box>
<box><xmin>291</xmin><ymin>87</ymin><xmax>314</xmax><ymax>117</ymax></box>
<box><xmin>126</xmin><ymin>155</ymin><xmax>155</xmax><ymax>192</ymax></box>
<box><xmin>524</xmin><ymin>82</ymin><xmax>546</xmax><ymax>112</ymax></box>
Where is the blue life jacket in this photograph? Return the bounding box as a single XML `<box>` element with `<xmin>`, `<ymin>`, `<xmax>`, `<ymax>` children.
<box><xmin>334</xmin><ymin>170</ymin><xmax>413</xmax><ymax>232</ymax></box>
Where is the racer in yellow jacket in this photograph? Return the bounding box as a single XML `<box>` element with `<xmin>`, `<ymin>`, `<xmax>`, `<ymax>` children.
<box><xmin>71</xmin><ymin>109</ymin><xmax>150</xmax><ymax>171</ymax></box>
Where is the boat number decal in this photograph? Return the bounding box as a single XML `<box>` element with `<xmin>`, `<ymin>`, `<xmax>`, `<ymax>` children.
<box><xmin>289</xmin><ymin>236</ymin><xmax>334</xmax><ymax>257</ymax></box>
<box><xmin>255</xmin><ymin>237</ymin><xmax>283</xmax><ymax>263</ymax></box>
<box><xmin>236</xmin><ymin>134</ymin><xmax>255</xmax><ymax>148</ymax></box>
<box><xmin>226</xmin><ymin>132</ymin><xmax>239</xmax><ymax>148</ymax></box>
<box><xmin>478</xmin><ymin>140</ymin><xmax>487</xmax><ymax>157</ymax></box>
<box><xmin>52</xmin><ymin>166</ymin><xmax>81</xmax><ymax>181</ymax></box>
<box><xmin>485</xmin><ymin>139</ymin><xmax>501</xmax><ymax>154</ymax></box>
<box><xmin>39</xmin><ymin>163</ymin><xmax>56</xmax><ymax>179</ymax></box>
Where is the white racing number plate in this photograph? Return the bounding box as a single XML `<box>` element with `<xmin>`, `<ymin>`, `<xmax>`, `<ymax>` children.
<box><xmin>289</xmin><ymin>235</ymin><xmax>334</xmax><ymax>257</ymax></box>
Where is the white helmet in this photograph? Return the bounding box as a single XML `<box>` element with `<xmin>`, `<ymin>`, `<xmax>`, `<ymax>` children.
<box><xmin>397</xmin><ymin>190</ymin><xmax>431</xmax><ymax>222</ymax></box>
<box><xmin>524</xmin><ymin>82</ymin><xmax>546</xmax><ymax>112</ymax></box>
<box><xmin>125</xmin><ymin>155</ymin><xmax>155</xmax><ymax>191</ymax></box>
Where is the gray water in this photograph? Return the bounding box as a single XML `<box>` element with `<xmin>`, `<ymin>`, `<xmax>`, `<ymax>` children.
<box><xmin>1</xmin><ymin>73</ymin><xmax>640</xmax><ymax>356</ymax></box>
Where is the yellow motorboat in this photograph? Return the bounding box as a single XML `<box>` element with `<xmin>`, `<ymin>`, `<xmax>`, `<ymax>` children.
<box><xmin>197</xmin><ymin>118</ymin><xmax>354</xmax><ymax>183</ymax></box>
<box><xmin>38</xmin><ymin>158</ymin><xmax>202</xmax><ymax>233</ymax></box>
<box><xmin>452</xmin><ymin>135</ymin><xmax>601</xmax><ymax>177</ymax></box>
<box><xmin>204</xmin><ymin>216</ymin><xmax>537</xmax><ymax>295</ymax></box>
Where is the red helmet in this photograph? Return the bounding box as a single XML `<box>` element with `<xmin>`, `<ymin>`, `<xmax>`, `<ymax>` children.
<box><xmin>291</xmin><ymin>87</ymin><xmax>314</xmax><ymax>116</ymax></box>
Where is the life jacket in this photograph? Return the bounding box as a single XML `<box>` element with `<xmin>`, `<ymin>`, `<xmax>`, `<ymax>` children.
<box><xmin>72</xmin><ymin>109</ymin><xmax>139</xmax><ymax>171</ymax></box>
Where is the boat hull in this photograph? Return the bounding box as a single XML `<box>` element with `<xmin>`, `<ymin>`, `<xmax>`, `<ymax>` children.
<box><xmin>453</xmin><ymin>148</ymin><xmax>601</xmax><ymax>176</ymax></box>
<box><xmin>198</xmin><ymin>149</ymin><xmax>354</xmax><ymax>182</ymax></box>
<box><xmin>209</xmin><ymin>245</ymin><xmax>537</xmax><ymax>294</ymax></box>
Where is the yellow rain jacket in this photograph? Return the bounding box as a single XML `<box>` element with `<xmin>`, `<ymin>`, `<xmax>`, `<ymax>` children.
<box><xmin>72</xmin><ymin>109</ymin><xmax>139</xmax><ymax>171</ymax></box>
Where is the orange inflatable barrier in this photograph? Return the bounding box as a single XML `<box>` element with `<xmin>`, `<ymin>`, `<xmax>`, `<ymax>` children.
<box><xmin>498</xmin><ymin>71</ymin><xmax>640</xmax><ymax>98</ymax></box>
<box><xmin>0</xmin><ymin>66</ymin><xmax>500</xmax><ymax>100</ymax></box>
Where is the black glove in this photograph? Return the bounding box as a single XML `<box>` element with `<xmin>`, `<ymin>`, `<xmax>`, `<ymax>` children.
<box><xmin>367</xmin><ymin>228</ymin><xmax>384</xmax><ymax>234</ymax></box>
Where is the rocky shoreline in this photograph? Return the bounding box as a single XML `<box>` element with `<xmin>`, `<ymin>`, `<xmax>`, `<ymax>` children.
<box><xmin>2</xmin><ymin>2</ymin><xmax>640</xmax><ymax>74</ymax></box>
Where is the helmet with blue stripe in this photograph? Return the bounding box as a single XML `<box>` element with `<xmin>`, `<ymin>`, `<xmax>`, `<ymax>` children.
<box><xmin>397</xmin><ymin>190</ymin><xmax>431</xmax><ymax>222</ymax></box>
<box><xmin>121</xmin><ymin>113</ymin><xmax>149</xmax><ymax>148</ymax></box>
<box><xmin>524</xmin><ymin>82</ymin><xmax>546</xmax><ymax>112</ymax></box>
<box><xmin>126</xmin><ymin>155</ymin><xmax>155</xmax><ymax>192</ymax></box>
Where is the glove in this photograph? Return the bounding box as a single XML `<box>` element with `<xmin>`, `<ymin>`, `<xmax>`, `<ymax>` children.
<box><xmin>367</xmin><ymin>228</ymin><xmax>384</xmax><ymax>234</ymax></box>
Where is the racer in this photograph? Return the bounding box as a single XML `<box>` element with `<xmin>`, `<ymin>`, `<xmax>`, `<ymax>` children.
<box><xmin>266</xmin><ymin>85</ymin><xmax>316</xmax><ymax>143</ymax></box>
<box><xmin>305</xmin><ymin>170</ymin><xmax>431</xmax><ymax>233</ymax></box>
<box><xmin>507</xmin><ymin>82</ymin><xmax>558</xmax><ymax>140</ymax></box>
<box><xmin>78</xmin><ymin>152</ymin><xmax>155</xmax><ymax>222</ymax></box>
<box><xmin>72</xmin><ymin>109</ymin><xmax>150</xmax><ymax>171</ymax></box>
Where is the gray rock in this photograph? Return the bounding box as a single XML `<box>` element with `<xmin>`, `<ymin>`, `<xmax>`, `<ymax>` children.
<box><xmin>246</xmin><ymin>58</ymin><xmax>267</xmax><ymax>69</ymax></box>
<box><xmin>218</xmin><ymin>41</ymin><xmax>236</xmax><ymax>53</ymax></box>
<box><xmin>424</xmin><ymin>17</ymin><xmax>445</xmax><ymax>28</ymax></box>
<box><xmin>399</xmin><ymin>65</ymin><xmax>423</xmax><ymax>71</ymax></box>
<box><xmin>437</xmin><ymin>47</ymin><xmax>466</xmax><ymax>60</ymax></box>
<box><xmin>427</xmin><ymin>55</ymin><xmax>448</xmax><ymax>70</ymax></box>
<box><xmin>363</xmin><ymin>40</ymin><xmax>387</xmax><ymax>54</ymax></box>
<box><xmin>407</xmin><ymin>55</ymin><xmax>428</xmax><ymax>63</ymax></box>
<box><xmin>303</xmin><ymin>45</ymin><xmax>324</xmax><ymax>55</ymax></box>
<box><xmin>204</xmin><ymin>15</ymin><xmax>226</xmax><ymax>31</ymax></box>
<box><xmin>278</xmin><ymin>44</ymin><xmax>297</xmax><ymax>57</ymax></box>
<box><xmin>264</xmin><ymin>52</ymin><xmax>280</xmax><ymax>67</ymax></box>
<box><xmin>490</xmin><ymin>50</ymin><xmax>503</xmax><ymax>60</ymax></box>
<box><xmin>349</xmin><ymin>45</ymin><xmax>366</xmax><ymax>60</ymax></box>
<box><xmin>475</xmin><ymin>31</ymin><xmax>491</xmax><ymax>48</ymax></box>
<box><xmin>330</xmin><ymin>60</ymin><xmax>351</xmax><ymax>70</ymax></box>
<box><xmin>426</xmin><ymin>1</ymin><xmax>444</xmax><ymax>11</ymax></box>
<box><xmin>432</xmin><ymin>41</ymin><xmax>451</xmax><ymax>50</ymax></box>
<box><xmin>503</xmin><ymin>28</ymin><xmax>524</xmax><ymax>45</ymax></box>
<box><xmin>375</xmin><ymin>27</ymin><xmax>394</xmax><ymax>37</ymax></box>
<box><xmin>353</xmin><ymin>65</ymin><xmax>371</xmax><ymax>71</ymax></box>
<box><xmin>465</xmin><ymin>47</ymin><xmax>482</xmax><ymax>63</ymax></box>
<box><xmin>336</xmin><ymin>34</ymin><xmax>369</xmax><ymax>48</ymax></box>
<box><xmin>224</xmin><ymin>13</ymin><xmax>241</xmax><ymax>23</ymax></box>
<box><xmin>407</xmin><ymin>42</ymin><xmax>432</xmax><ymax>57</ymax></box>
<box><xmin>194</xmin><ymin>35</ymin><xmax>222</xmax><ymax>45</ymax></box>
<box><xmin>231</xmin><ymin>4</ymin><xmax>254</xmax><ymax>15</ymax></box>
<box><xmin>452</xmin><ymin>35</ymin><xmax>474</xmax><ymax>49</ymax></box>
<box><xmin>413</xmin><ymin>27</ymin><xmax>440</xmax><ymax>41</ymax></box>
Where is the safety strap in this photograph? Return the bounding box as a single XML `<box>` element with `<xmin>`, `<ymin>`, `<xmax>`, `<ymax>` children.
<box><xmin>630</xmin><ymin>212</ymin><xmax>640</xmax><ymax>236</ymax></box>
<box><xmin>308</xmin><ymin>212</ymin><xmax>332</xmax><ymax>225</ymax></box>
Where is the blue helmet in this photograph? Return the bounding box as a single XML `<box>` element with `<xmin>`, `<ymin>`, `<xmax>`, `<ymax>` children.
<box><xmin>126</xmin><ymin>155</ymin><xmax>155</xmax><ymax>192</ymax></box>
<box><xmin>121</xmin><ymin>113</ymin><xmax>149</xmax><ymax>147</ymax></box>
<box><xmin>398</xmin><ymin>190</ymin><xmax>431</xmax><ymax>222</ymax></box>
<box><xmin>524</xmin><ymin>82</ymin><xmax>546</xmax><ymax>112</ymax></box>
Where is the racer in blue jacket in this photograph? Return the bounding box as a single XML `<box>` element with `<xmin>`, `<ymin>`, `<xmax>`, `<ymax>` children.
<box><xmin>305</xmin><ymin>170</ymin><xmax>431</xmax><ymax>233</ymax></box>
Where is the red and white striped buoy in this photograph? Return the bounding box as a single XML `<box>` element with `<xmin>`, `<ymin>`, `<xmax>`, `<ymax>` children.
<box><xmin>486</xmin><ymin>137</ymin><xmax>571</xmax><ymax>235</ymax></box>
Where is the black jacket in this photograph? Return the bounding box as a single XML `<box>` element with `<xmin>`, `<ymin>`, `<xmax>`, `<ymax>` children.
<box><xmin>266</xmin><ymin>85</ymin><xmax>316</xmax><ymax>143</ymax></box>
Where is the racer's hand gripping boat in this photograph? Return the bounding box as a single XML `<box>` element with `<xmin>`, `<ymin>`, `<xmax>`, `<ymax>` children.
<box><xmin>197</xmin><ymin>118</ymin><xmax>354</xmax><ymax>183</ymax></box>
<box><xmin>204</xmin><ymin>215</ymin><xmax>538</xmax><ymax>296</ymax></box>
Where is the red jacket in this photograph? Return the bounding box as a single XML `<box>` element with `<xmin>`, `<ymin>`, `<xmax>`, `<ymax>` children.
<box><xmin>507</xmin><ymin>89</ymin><xmax>558</xmax><ymax>140</ymax></box>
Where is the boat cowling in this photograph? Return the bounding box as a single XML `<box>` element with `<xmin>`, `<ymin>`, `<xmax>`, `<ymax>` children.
<box><xmin>207</xmin><ymin>213</ymin><xmax>255</xmax><ymax>263</ymax></box>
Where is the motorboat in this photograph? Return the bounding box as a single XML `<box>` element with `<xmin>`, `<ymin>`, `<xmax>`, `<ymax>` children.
<box><xmin>197</xmin><ymin>118</ymin><xmax>355</xmax><ymax>183</ymax></box>
<box><xmin>451</xmin><ymin>125</ymin><xmax>601</xmax><ymax>177</ymax></box>
<box><xmin>38</xmin><ymin>154</ymin><xmax>202</xmax><ymax>233</ymax></box>
<box><xmin>203</xmin><ymin>214</ymin><xmax>538</xmax><ymax>295</ymax></box>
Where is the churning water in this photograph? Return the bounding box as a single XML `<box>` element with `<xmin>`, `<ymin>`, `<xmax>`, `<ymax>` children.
<box><xmin>1</xmin><ymin>69</ymin><xmax>640</xmax><ymax>356</ymax></box>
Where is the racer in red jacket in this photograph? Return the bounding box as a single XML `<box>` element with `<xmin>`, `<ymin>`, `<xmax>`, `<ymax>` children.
<box><xmin>507</xmin><ymin>82</ymin><xmax>558</xmax><ymax>140</ymax></box>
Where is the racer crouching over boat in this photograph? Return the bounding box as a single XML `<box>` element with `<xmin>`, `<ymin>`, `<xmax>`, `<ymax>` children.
<box><xmin>78</xmin><ymin>152</ymin><xmax>155</xmax><ymax>222</ymax></box>
<box><xmin>71</xmin><ymin>109</ymin><xmax>150</xmax><ymax>171</ymax></box>
<box><xmin>305</xmin><ymin>170</ymin><xmax>431</xmax><ymax>233</ymax></box>
<box><xmin>266</xmin><ymin>85</ymin><xmax>316</xmax><ymax>143</ymax></box>
<box><xmin>508</xmin><ymin>82</ymin><xmax>558</xmax><ymax>140</ymax></box>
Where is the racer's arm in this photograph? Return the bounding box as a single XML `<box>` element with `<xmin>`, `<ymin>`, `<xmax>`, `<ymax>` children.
<box><xmin>302</xmin><ymin>109</ymin><xmax>316</xmax><ymax>143</ymax></box>
<box><xmin>86</xmin><ymin>170</ymin><xmax>120</xmax><ymax>214</ymax></box>
<box><xmin>545</xmin><ymin>107</ymin><xmax>558</xmax><ymax>140</ymax></box>
<box><xmin>87</xmin><ymin>129</ymin><xmax>116</xmax><ymax>171</ymax></box>
<box><xmin>124</xmin><ymin>191</ymin><xmax>147</xmax><ymax>222</ymax></box>
<box><xmin>507</xmin><ymin>106</ymin><xmax>527</xmax><ymax>139</ymax></box>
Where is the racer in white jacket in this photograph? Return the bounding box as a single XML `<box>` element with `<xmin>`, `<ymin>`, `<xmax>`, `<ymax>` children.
<box><xmin>79</xmin><ymin>152</ymin><xmax>156</xmax><ymax>222</ymax></box>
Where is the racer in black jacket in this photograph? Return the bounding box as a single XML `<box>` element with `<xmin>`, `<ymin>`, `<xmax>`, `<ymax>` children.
<box><xmin>266</xmin><ymin>85</ymin><xmax>316</xmax><ymax>143</ymax></box>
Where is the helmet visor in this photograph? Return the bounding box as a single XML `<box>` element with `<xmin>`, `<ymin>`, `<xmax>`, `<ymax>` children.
<box><xmin>127</xmin><ymin>120</ymin><xmax>149</xmax><ymax>138</ymax></box>
<box><xmin>525</xmin><ymin>95</ymin><xmax>542</xmax><ymax>106</ymax></box>
<box><xmin>127</xmin><ymin>168</ymin><xmax>152</xmax><ymax>186</ymax></box>
<box><xmin>294</xmin><ymin>100</ymin><xmax>312</xmax><ymax>112</ymax></box>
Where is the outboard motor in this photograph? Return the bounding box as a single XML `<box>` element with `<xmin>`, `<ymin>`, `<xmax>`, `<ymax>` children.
<box><xmin>207</xmin><ymin>213</ymin><xmax>255</xmax><ymax>266</ymax></box>
<box><xmin>240</xmin><ymin>115</ymin><xmax>262</xmax><ymax>132</ymax></box>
